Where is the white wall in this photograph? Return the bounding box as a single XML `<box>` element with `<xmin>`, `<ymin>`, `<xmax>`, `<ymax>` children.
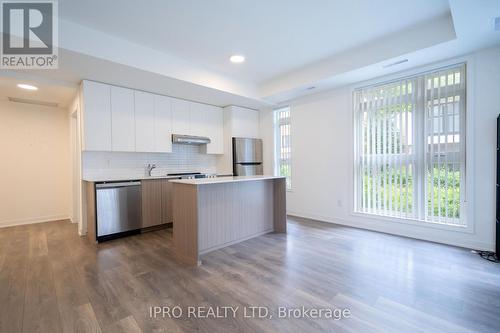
<box><xmin>261</xmin><ymin>45</ymin><xmax>500</xmax><ymax>251</ymax></box>
<box><xmin>0</xmin><ymin>100</ymin><xmax>71</xmax><ymax>227</ymax></box>
<box><xmin>68</xmin><ymin>92</ymin><xmax>83</xmax><ymax>231</ymax></box>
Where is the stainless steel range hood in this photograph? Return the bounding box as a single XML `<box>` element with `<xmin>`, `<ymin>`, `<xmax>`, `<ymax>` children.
<box><xmin>172</xmin><ymin>134</ymin><xmax>211</xmax><ymax>145</ymax></box>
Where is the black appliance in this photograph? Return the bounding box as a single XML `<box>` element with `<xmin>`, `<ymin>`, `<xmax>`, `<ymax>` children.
<box><xmin>166</xmin><ymin>172</ymin><xmax>216</xmax><ymax>179</ymax></box>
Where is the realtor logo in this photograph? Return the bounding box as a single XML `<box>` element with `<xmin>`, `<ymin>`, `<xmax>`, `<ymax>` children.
<box><xmin>1</xmin><ymin>0</ymin><xmax>58</xmax><ymax>69</ymax></box>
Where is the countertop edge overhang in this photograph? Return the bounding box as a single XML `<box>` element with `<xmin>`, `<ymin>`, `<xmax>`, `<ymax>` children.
<box><xmin>168</xmin><ymin>175</ymin><xmax>285</xmax><ymax>185</ymax></box>
<box><xmin>82</xmin><ymin>174</ymin><xmax>235</xmax><ymax>183</ymax></box>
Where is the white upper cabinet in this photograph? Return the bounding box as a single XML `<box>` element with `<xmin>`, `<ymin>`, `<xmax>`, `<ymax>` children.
<box><xmin>171</xmin><ymin>98</ymin><xmax>190</xmax><ymax>135</ymax></box>
<box><xmin>184</xmin><ymin>102</ymin><xmax>223</xmax><ymax>154</ymax></box>
<box><xmin>111</xmin><ymin>86</ymin><xmax>135</xmax><ymax>152</ymax></box>
<box><xmin>134</xmin><ymin>91</ymin><xmax>155</xmax><ymax>152</ymax></box>
<box><xmin>81</xmin><ymin>80</ymin><xmax>224</xmax><ymax>154</ymax></box>
<box><xmin>231</xmin><ymin>106</ymin><xmax>260</xmax><ymax>138</ymax></box>
<box><xmin>81</xmin><ymin>81</ymin><xmax>111</xmax><ymax>151</ymax></box>
<box><xmin>217</xmin><ymin>105</ymin><xmax>261</xmax><ymax>173</ymax></box>
<box><xmin>189</xmin><ymin>102</ymin><xmax>207</xmax><ymax>137</ymax></box>
<box><xmin>154</xmin><ymin>94</ymin><xmax>173</xmax><ymax>153</ymax></box>
<box><xmin>204</xmin><ymin>105</ymin><xmax>223</xmax><ymax>154</ymax></box>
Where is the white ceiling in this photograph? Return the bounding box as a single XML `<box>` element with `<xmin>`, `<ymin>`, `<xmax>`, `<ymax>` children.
<box><xmin>0</xmin><ymin>75</ymin><xmax>75</xmax><ymax>108</ymax></box>
<box><xmin>263</xmin><ymin>0</ymin><xmax>500</xmax><ymax>103</ymax></box>
<box><xmin>59</xmin><ymin>0</ymin><xmax>450</xmax><ymax>84</ymax></box>
<box><xmin>2</xmin><ymin>0</ymin><xmax>500</xmax><ymax>108</ymax></box>
<box><xmin>2</xmin><ymin>48</ymin><xmax>270</xmax><ymax>109</ymax></box>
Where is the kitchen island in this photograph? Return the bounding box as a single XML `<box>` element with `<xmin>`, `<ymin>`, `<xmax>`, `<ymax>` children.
<box><xmin>170</xmin><ymin>175</ymin><xmax>287</xmax><ymax>265</ymax></box>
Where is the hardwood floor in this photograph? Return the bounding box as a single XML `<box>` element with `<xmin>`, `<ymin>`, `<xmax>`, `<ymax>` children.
<box><xmin>1</xmin><ymin>217</ymin><xmax>499</xmax><ymax>333</ymax></box>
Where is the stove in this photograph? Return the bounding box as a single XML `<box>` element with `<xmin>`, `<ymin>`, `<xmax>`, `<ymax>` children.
<box><xmin>167</xmin><ymin>172</ymin><xmax>217</xmax><ymax>179</ymax></box>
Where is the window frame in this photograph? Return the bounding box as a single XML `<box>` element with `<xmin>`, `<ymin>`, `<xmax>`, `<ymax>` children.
<box><xmin>352</xmin><ymin>60</ymin><xmax>473</xmax><ymax>234</ymax></box>
<box><xmin>274</xmin><ymin>106</ymin><xmax>292</xmax><ymax>191</ymax></box>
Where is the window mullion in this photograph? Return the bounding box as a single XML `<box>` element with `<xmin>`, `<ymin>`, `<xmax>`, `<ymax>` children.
<box><xmin>370</xmin><ymin>91</ymin><xmax>376</xmax><ymax>213</ymax></box>
<box><xmin>399</xmin><ymin>81</ymin><xmax>405</xmax><ymax>217</ymax></box>
<box><xmin>383</xmin><ymin>87</ymin><xmax>388</xmax><ymax>216</ymax></box>
<box><xmin>404</xmin><ymin>85</ymin><xmax>410</xmax><ymax>216</ymax></box>
<box><xmin>459</xmin><ymin>65</ymin><xmax>467</xmax><ymax>221</ymax></box>
<box><xmin>274</xmin><ymin>107</ymin><xmax>292</xmax><ymax>190</ymax></box>
<box><xmin>444</xmin><ymin>71</ymin><xmax>450</xmax><ymax>221</ymax></box>
<box><xmin>388</xmin><ymin>88</ymin><xmax>392</xmax><ymax>215</ymax></box>
<box><xmin>416</xmin><ymin>76</ymin><xmax>427</xmax><ymax>222</ymax></box>
<box><xmin>376</xmin><ymin>90</ymin><xmax>382</xmax><ymax>213</ymax></box>
<box><xmin>360</xmin><ymin>92</ymin><xmax>367</xmax><ymax>213</ymax></box>
<box><xmin>437</xmin><ymin>71</ymin><xmax>443</xmax><ymax>223</ymax></box>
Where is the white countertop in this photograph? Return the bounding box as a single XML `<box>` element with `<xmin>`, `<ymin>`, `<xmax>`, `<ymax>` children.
<box><xmin>82</xmin><ymin>175</ymin><xmax>186</xmax><ymax>182</ymax></box>
<box><xmin>169</xmin><ymin>175</ymin><xmax>285</xmax><ymax>185</ymax></box>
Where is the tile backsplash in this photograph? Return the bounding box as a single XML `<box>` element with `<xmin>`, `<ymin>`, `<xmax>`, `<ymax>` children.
<box><xmin>82</xmin><ymin>144</ymin><xmax>219</xmax><ymax>179</ymax></box>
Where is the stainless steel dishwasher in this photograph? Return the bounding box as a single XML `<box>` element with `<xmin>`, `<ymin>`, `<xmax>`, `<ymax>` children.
<box><xmin>95</xmin><ymin>181</ymin><xmax>142</xmax><ymax>242</ymax></box>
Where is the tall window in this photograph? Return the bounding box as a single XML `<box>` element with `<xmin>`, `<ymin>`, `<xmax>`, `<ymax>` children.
<box><xmin>275</xmin><ymin>107</ymin><xmax>292</xmax><ymax>189</ymax></box>
<box><xmin>355</xmin><ymin>64</ymin><xmax>466</xmax><ymax>226</ymax></box>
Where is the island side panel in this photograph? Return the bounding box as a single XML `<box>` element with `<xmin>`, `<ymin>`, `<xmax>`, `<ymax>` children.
<box><xmin>172</xmin><ymin>183</ymin><xmax>199</xmax><ymax>265</ymax></box>
<box><xmin>197</xmin><ymin>180</ymin><xmax>274</xmax><ymax>253</ymax></box>
<box><xmin>273</xmin><ymin>178</ymin><xmax>287</xmax><ymax>233</ymax></box>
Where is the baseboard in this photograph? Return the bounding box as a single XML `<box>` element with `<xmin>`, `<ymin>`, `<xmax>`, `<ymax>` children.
<box><xmin>0</xmin><ymin>214</ymin><xmax>70</xmax><ymax>228</ymax></box>
<box><xmin>287</xmin><ymin>210</ymin><xmax>495</xmax><ymax>252</ymax></box>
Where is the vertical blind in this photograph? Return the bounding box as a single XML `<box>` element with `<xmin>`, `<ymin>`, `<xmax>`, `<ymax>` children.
<box><xmin>275</xmin><ymin>107</ymin><xmax>292</xmax><ymax>189</ymax></box>
<box><xmin>355</xmin><ymin>64</ymin><xmax>466</xmax><ymax>226</ymax></box>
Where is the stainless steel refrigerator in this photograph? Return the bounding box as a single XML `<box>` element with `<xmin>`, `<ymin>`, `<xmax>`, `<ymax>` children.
<box><xmin>232</xmin><ymin>138</ymin><xmax>263</xmax><ymax>176</ymax></box>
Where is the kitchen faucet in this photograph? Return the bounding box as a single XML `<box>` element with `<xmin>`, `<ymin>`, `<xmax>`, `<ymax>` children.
<box><xmin>146</xmin><ymin>163</ymin><xmax>157</xmax><ymax>176</ymax></box>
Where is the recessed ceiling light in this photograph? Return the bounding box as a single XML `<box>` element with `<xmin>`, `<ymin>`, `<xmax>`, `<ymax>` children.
<box><xmin>17</xmin><ymin>83</ymin><xmax>38</xmax><ymax>91</ymax></box>
<box><xmin>230</xmin><ymin>55</ymin><xmax>245</xmax><ymax>63</ymax></box>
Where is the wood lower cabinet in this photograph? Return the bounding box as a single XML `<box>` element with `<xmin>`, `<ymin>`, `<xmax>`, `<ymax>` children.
<box><xmin>84</xmin><ymin>181</ymin><xmax>97</xmax><ymax>242</ymax></box>
<box><xmin>141</xmin><ymin>179</ymin><xmax>173</xmax><ymax>228</ymax></box>
<box><xmin>141</xmin><ymin>179</ymin><xmax>162</xmax><ymax>227</ymax></box>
